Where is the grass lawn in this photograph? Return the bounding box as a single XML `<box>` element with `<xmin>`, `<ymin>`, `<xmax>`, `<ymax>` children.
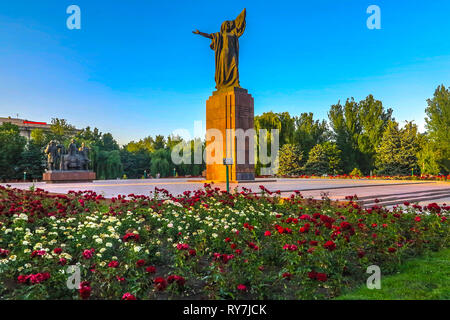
<box><xmin>337</xmin><ymin>248</ymin><xmax>450</xmax><ymax>300</ymax></box>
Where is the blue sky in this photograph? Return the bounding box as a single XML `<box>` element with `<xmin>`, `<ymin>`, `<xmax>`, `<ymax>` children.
<box><xmin>0</xmin><ymin>0</ymin><xmax>449</xmax><ymax>145</ymax></box>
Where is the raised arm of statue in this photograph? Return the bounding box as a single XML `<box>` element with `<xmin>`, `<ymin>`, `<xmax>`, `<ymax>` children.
<box><xmin>192</xmin><ymin>29</ymin><xmax>213</xmax><ymax>39</ymax></box>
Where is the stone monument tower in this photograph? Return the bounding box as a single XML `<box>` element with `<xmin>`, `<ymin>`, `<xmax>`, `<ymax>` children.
<box><xmin>193</xmin><ymin>8</ymin><xmax>255</xmax><ymax>181</ymax></box>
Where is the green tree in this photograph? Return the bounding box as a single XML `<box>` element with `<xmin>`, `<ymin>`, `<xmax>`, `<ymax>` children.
<box><xmin>17</xmin><ymin>141</ymin><xmax>45</xmax><ymax>180</ymax></box>
<box><xmin>92</xmin><ymin>148</ymin><xmax>123</xmax><ymax>180</ymax></box>
<box><xmin>76</xmin><ymin>126</ymin><xmax>99</xmax><ymax>140</ymax></box>
<box><xmin>254</xmin><ymin>112</ymin><xmax>282</xmax><ymax>175</ymax></box>
<box><xmin>170</xmin><ymin>138</ymin><xmax>205</xmax><ymax>177</ymax></box>
<box><xmin>150</xmin><ymin>149</ymin><xmax>171</xmax><ymax>177</ymax></box>
<box><xmin>357</xmin><ymin>95</ymin><xmax>393</xmax><ymax>173</ymax></box>
<box><xmin>328</xmin><ymin>96</ymin><xmax>392</xmax><ymax>174</ymax></box>
<box><xmin>30</xmin><ymin>128</ymin><xmax>46</xmax><ymax>147</ymax></box>
<box><xmin>278</xmin><ymin>112</ymin><xmax>295</xmax><ymax>145</ymax></box>
<box><xmin>0</xmin><ymin>123</ymin><xmax>27</xmax><ymax>180</ymax></box>
<box><xmin>276</xmin><ymin>144</ymin><xmax>303</xmax><ymax>176</ymax></box>
<box><xmin>425</xmin><ymin>85</ymin><xmax>450</xmax><ymax>173</ymax></box>
<box><xmin>120</xmin><ymin>148</ymin><xmax>151</xmax><ymax>179</ymax></box>
<box><xmin>417</xmin><ymin>135</ymin><xmax>441</xmax><ymax>175</ymax></box>
<box><xmin>255</xmin><ymin>111</ymin><xmax>296</xmax><ymax>146</ymax></box>
<box><xmin>126</xmin><ymin>136</ymin><xmax>155</xmax><ymax>153</ymax></box>
<box><xmin>48</xmin><ymin>118</ymin><xmax>76</xmax><ymax>143</ymax></box>
<box><xmin>328</xmin><ymin>99</ymin><xmax>361</xmax><ymax>173</ymax></box>
<box><xmin>376</xmin><ymin>121</ymin><xmax>420</xmax><ymax>175</ymax></box>
<box><xmin>153</xmin><ymin>135</ymin><xmax>166</xmax><ymax>150</ymax></box>
<box><xmin>293</xmin><ymin>112</ymin><xmax>329</xmax><ymax>163</ymax></box>
<box><xmin>75</xmin><ymin>127</ymin><xmax>121</xmax><ymax>179</ymax></box>
<box><xmin>304</xmin><ymin>142</ymin><xmax>342</xmax><ymax>175</ymax></box>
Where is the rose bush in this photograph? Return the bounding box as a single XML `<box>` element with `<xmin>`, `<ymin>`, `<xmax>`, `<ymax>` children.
<box><xmin>0</xmin><ymin>184</ymin><xmax>448</xmax><ymax>299</ymax></box>
<box><xmin>270</xmin><ymin>174</ymin><xmax>450</xmax><ymax>181</ymax></box>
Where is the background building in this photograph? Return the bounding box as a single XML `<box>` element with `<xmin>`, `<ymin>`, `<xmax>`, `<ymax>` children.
<box><xmin>0</xmin><ymin>117</ymin><xmax>52</xmax><ymax>139</ymax></box>
<box><xmin>0</xmin><ymin>117</ymin><xmax>80</xmax><ymax>139</ymax></box>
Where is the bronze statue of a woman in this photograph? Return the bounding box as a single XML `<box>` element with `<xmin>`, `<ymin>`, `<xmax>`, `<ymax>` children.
<box><xmin>193</xmin><ymin>8</ymin><xmax>246</xmax><ymax>91</ymax></box>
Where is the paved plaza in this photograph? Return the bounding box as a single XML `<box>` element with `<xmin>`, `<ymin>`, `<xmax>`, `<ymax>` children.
<box><xmin>3</xmin><ymin>178</ymin><xmax>450</xmax><ymax>207</ymax></box>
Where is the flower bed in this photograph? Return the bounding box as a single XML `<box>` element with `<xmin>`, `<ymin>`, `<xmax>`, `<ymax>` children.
<box><xmin>261</xmin><ymin>174</ymin><xmax>450</xmax><ymax>181</ymax></box>
<box><xmin>0</xmin><ymin>185</ymin><xmax>449</xmax><ymax>300</ymax></box>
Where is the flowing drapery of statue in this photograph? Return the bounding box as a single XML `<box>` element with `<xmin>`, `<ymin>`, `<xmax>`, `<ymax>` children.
<box><xmin>193</xmin><ymin>8</ymin><xmax>246</xmax><ymax>90</ymax></box>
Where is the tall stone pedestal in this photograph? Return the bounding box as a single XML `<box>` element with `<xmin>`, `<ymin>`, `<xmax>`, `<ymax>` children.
<box><xmin>206</xmin><ymin>87</ymin><xmax>255</xmax><ymax>182</ymax></box>
<box><xmin>43</xmin><ymin>171</ymin><xmax>96</xmax><ymax>183</ymax></box>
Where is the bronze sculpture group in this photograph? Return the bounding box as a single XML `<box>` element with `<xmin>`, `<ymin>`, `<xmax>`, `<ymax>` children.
<box><xmin>44</xmin><ymin>139</ymin><xmax>90</xmax><ymax>171</ymax></box>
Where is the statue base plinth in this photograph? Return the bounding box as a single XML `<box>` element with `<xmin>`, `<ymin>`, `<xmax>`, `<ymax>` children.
<box><xmin>43</xmin><ymin>171</ymin><xmax>96</xmax><ymax>184</ymax></box>
<box><xmin>206</xmin><ymin>87</ymin><xmax>255</xmax><ymax>182</ymax></box>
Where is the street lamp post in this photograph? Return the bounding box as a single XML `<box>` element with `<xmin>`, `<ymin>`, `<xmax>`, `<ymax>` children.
<box><xmin>223</xmin><ymin>158</ymin><xmax>233</xmax><ymax>193</ymax></box>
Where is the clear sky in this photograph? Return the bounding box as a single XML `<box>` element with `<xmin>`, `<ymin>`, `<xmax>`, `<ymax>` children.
<box><xmin>1</xmin><ymin>0</ymin><xmax>449</xmax><ymax>145</ymax></box>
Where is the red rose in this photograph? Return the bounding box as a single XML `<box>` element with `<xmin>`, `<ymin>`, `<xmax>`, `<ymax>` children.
<box><xmin>17</xmin><ymin>275</ymin><xmax>28</xmax><ymax>284</ymax></box>
<box><xmin>31</xmin><ymin>250</ymin><xmax>46</xmax><ymax>258</ymax></box>
<box><xmin>0</xmin><ymin>248</ymin><xmax>9</xmax><ymax>257</ymax></box>
<box><xmin>167</xmin><ymin>275</ymin><xmax>186</xmax><ymax>286</ymax></box>
<box><xmin>308</xmin><ymin>271</ymin><xmax>317</xmax><ymax>279</ymax></box>
<box><xmin>145</xmin><ymin>266</ymin><xmax>156</xmax><ymax>273</ymax></box>
<box><xmin>154</xmin><ymin>277</ymin><xmax>167</xmax><ymax>291</ymax></box>
<box><xmin>79</xmin><ymin>282</ymin><xmax>91</xmax><ymax>300</ymax></box>
<box><xmin>82</xmin><ymin>249</ymin><xmax>93</xmax><ymax>259</ymax></box>
<box><xmin>264</xmin><ymin>231</ymin><xmax>271</xmax><ymax>236</ymax></box>
<box><xmin>108</xmin><ymin>260</ymin><xmax>119</xmax><ymax>268</ymax></box>
<box><xmin>357</xmin><ymin>250</ymin><xmax>365</xmax><ymax>258</ymax></box>
<box><xmin>307</xmin><ymin>247</ymin><xmax>316</xmax><ymax>254</ymax></box>
<box><xmin>237</xmin><ymin>284</ymin><xmax>247</xmax><ymax>291</ymax></box>
<box><xmin>323</xmin><ymin>240</ymin><xmax>336</xmax><ymax>251</ymax></box>
<box><xmin>136</xmin><ymin>259</ymin><xmax>146</xmax><ymax>267</ymax></box>
<box><xmin>176</xmin><ymin>243</ymin><xmax>189</xmax><ymax>250</ymax></box>
<box><xmin>282</xmin><ymin>272</ymin><xmax>292</xmax><ymax>280</ymax></box>
<box><xmin>388</xmin><ymin>247</ymin><xmax>396</xmax><ymax>253</ymax></box>
<box><xmin>122</xmin><ymin>293</ymin><xmax>137</xmax><ymax>300</ymax></box>
<box><xmin>53</xmin><ymin>248</ymin><xmax>62</xmax><ymax>254</ymax></box>
<box><xmin>316</xmin><ymin>273</ymin><xmax>328</xmax><ymax>282</ymax></box>
<box><xmin>123</xmin><ymin>233</ymin><xmax>140</xmax><ymax>242</ymax></box>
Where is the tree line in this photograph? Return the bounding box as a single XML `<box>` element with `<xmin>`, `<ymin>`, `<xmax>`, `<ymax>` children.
<box><xmin>267</xmin><ymin>85</ymin><xmax>449</xmax><ymax>176</ymax></box>
<box><xmin>0</xmin><ymin>85</ymin><xmax>448</xmax><ymax>181</ymax></box>
<box><xmin>0</xmin><ymin>118</ymin><xmax>205</xmax><ymax>181</ymax></box>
